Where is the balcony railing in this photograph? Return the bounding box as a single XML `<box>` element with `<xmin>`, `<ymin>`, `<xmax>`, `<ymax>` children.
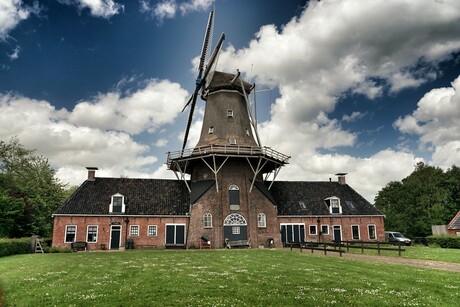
<box><xmin>167</xmin><ymin>144</ymin><xmax>290</xmax><ymax>164</ymax></box>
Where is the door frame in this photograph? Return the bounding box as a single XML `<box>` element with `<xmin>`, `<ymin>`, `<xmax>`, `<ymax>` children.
<box><xmin>110</xmin><ymin>225</ymin><xmax>122</xmax><ymax>250</ymax></box>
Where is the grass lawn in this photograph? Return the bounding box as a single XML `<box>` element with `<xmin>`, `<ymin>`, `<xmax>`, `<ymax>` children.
<box><xmin>1</xmin><ymin>249</ymin><xmax>459</xmax><ymax>306</ymax></box>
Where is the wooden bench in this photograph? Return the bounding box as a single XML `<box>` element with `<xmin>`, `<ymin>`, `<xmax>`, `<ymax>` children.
<box><xmin>226</xmin><ymin>239</ymin><xmax>251</xmax><ymax>249</ymax></box>
<box><xmin>71</xmin><ymin>241</ymin><xmax>87</xmax><ymax>251</ymax></box>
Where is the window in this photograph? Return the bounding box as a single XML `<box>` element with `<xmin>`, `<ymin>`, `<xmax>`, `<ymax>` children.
<box><xmin>245</xmin><ymin>128</ymin><xmax>250</xmax><ymax>136</ymax></box>
<box><xmin>148</xmin><ymin>225</ymin><xmax>157</xmax><ymax>237</ymax></box>
<box><xmin>368</xmin><ymin>225</ymin><xmax>376</xmax><ymax>240</ymax></box>
<box><xmin>345</xmin><ymin>201</ymin><xmax>355</xmax><ymax>209</ymax></box>
<box><xmin>257</xmin><ymin>213</ymin><xmax>266</xmax><ymax>228</ymax></box>
<box><xmin>299</xmin><ymin>201</ymin><xmax>306</xmax><ymax>209</ymax></box>
<box><xmin>110</xmin><ymin>193</ymin><xmax>125</xmax><ymax>213</ymax></box>
<box><xmin>229</xmin><ymin>138</ymin><xmax>237</xmax><ymax>145</ymax></box>
<box><xmin>87</xmin><ymin>226</ymin><xmax>98</xmax><ymax>243</ymax></box>
<box><xmin>203</xmin><ymin>213</ymin><xmax>212</xmax><ymax>228</ymax></box>
<box><xmin>232</xmin><ymin>226</ymin><xmax>240</xmax><ymax>235</ymax></box>
<box><xmin>130</xmin><ymin>225</ymin><xmax>139</xmax><ymax>237</ymax></box>
<box><xmin>229</xmin><ymin>184</ymin><xmax>240</xmax><ymax>206</ymax></box>
<box><xmin>321</xmin><ymin>225</ymin><xmax>329</xmax><ymax>235</ymax></box>
<box><xmin>227</xmin><ymin>109</ymin><xmax>233</xmax><ymax>117</ymax></box>
<box><xmin>325</xmin><ymin>197</ymin><xmax>342</xmax><ymax>214</ymax></box>
<box><xmin>352</xmin><ymin>225</ymin><xmax>360</xmax><ymax>240</ymax></box>
<box><xmin>208</xmin><ymin>126</ymin><xmax>214</xmax><ymax>134</ymax></box>
<box><xmin>309</xmin><ymin>225</ymin><xmax>317</xmax><ymax>235</ymax></box>
<box><xmin>65</xmin><ymin>225</ymin><xmax>76</xmax><ymax>243</ymax></box>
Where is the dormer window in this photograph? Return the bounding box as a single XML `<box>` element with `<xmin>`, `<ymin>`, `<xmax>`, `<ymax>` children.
<box><xmin>227</xmin><ymin>109</ymin><xmax>233</xmax><ymax>118</ymax></box>
<box><xmin>245</xmin><ymin>129</ymin><xmax>250</xmax><ymax>136</ymax></box>
<box><xmin>229</xmin><ymin>138</ymin><xmax>237</xmax><ymax>145</ymax></box>
<box><xmin>208</xmin><ymin>126</ymin><xmax>214</xmax><ymax>134</ymax></box>
<box><xmin>110</xmin><ymin>193</ymin><xmax>126</xmax><ymax>213</ymax></box>
<box><xmin>325</xmin><ymin>196</ymin><xmax>342</xmax><ymax>214</ymax></box>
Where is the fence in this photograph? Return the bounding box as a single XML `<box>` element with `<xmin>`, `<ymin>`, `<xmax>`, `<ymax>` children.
<box><xmin>287</xmin><ymin>240</ymin><xmax>405</xmax><ymax>257</ymax></box>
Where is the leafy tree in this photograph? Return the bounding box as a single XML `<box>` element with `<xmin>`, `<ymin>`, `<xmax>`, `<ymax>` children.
<box><xmin>0</xmin><ymin>137</ymin><xmax>66</xmax><ymax>238</ymax></box>
<box><xmin>375</xmin><ymin>162</ymin><xmax>460</xmax><ymax>238</ymax></box>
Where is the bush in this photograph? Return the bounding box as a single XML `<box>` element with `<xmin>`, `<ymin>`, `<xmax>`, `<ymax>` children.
<box><xmin>0</xmin><ymin>238</ymin><xmax>31</xmax><ymax>257</ymax></box>
<box><xmin>427</xmin><ymin>235</ymin><xmax>460</xmax><ymax>249</ymax></box>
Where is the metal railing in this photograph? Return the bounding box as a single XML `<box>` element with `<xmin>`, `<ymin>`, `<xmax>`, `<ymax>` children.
<box><xmin>167</xmin><ymin>144</ymin><xmax>290</xmax><ymax>164</ymax></box>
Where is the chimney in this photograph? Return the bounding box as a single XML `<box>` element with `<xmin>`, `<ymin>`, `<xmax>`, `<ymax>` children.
<box><xmin>335</xmin><ymin>173</ymin><xmax>347</xmax><ymax>185</ymax></box>
<box><xmin>86</xmin><ymin>167</ymin><xmax>98</xmax><ymax>181</ymax></box>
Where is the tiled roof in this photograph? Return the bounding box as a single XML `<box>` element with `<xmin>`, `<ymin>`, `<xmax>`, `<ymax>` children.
<box><xmin>54</xmin><ymin>178</ymin><xmax>190</xmax><ymax>215</ymax></box>
<box><xmin>269</xmin><ymin>181</ymin><xmax>383</xmax><ymax>216</ymax></box>
<box><xmin>54</xmin><ymin>178</ymin><xmax>382</xmax><ymax>217</ymax></box>
<box><xmin>448</xmin><ymin>211</ymin><xmax>460</xmax><ymax>229</ymax></box>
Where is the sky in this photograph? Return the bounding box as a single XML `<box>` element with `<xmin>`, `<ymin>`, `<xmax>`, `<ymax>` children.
<box><xmin>1</xmin><ymin>0</ymin><xmax>460</xmax><ymax>203</ymax></box>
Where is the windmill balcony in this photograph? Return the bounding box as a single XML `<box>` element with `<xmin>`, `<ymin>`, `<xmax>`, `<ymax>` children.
<box><xmin>166</xmin><ymin>144</ymin><xmax>290</xmax><ymax>168</ymax></box>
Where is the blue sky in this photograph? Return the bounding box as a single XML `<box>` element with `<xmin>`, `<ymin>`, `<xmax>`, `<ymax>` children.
<box><xmin>1</xmin><ymin>0</ymin><xmax>460</xmax><ymax>202</ymax></box>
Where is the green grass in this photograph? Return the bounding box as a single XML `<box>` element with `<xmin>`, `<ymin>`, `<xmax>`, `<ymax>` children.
<box><xmin>1</xmin><ymin>249</ymin><xmax>459</xmax><ymax>306</ymax></box>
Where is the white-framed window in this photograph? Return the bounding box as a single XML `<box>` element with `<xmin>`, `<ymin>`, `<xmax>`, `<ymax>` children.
<box><xmin>309</xmin><ymin>225</ymin><xmax>317</xmax><ymax>235</ymax></box>
<box><xmin>352</xmin><ymin>225</ymin><xmax>360</xmax><ymax>240</ymax></box>
<box><xmin>325</xmin><ymin>196</ymin><xmax>342</xmax><ymax>214</ymax></box>
<box><xmin>87</xmin><ymin>225</ymin><xmax>98</xmax><ymax>243</ymax></box>
<box><xmin>456</xmin><ymin>231</ymin><xmax>460</xmax><ymax>236</ymax></box>
<box><xmin>232</xmin><ymin>226</ymin><xmax>240</xmax><ymax>235</ymax></box>
<box><xmin>130</xmin><ymin>225</ymin><xmax>139</xmax><ymax>237</ymax></box>
<box><xmin>227</xmin><ymin>109</ymin><xmax>233</xmax><ymax>118</ymax></box>
<box><xmin>368</xmin><ymin>224</ymin><xmax>376</xmax><ymax>240</ymax></box>
<box><xmin>148</xmin><ymin>225</ymin><xmax>157</xmax><ymax>237</ymax></box>
<box><xmin>203</xmin><ymin>212</ymin><xmax>213</xmax><ymax>228</ymax></box>
<box><xmin>65</xmin><ymin>225</ymin><xmax>76</xmax><ymax>243</ymax></box>
<box><xmin>257</xmin><ymin>213</ymin><xmax>266</xmax><ymax>228</ymax></box>
<box><xmin>208</xmin><ymin>126</ymin><xmax>214</xmax><ymax>134</ymax></box>
<box><xmin>110</xmin><ymin>193</ymin><xmax>126</xmax><ymax>213</ymax></box>
<box><xmin>321</xmin><ymin>224</ymin><xmax>329</xmax><ymax>235</ymax></box>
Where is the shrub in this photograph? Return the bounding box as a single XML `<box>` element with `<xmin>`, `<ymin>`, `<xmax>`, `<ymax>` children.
<box><xmin>0</xmin><ymin>238</ymin><xmax>31</xmax><ymax>257</ymax></box>
<box><xmin>427</xmin><ymin>235</ymin><xmax>460</xmax><ymax>249</ymax></box>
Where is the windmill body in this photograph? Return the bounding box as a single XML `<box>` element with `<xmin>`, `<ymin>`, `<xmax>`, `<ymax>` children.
<box><xmin>167</xmin><ymin>12</ymin><xmax>289</xmax><ymax>248</ymax></box>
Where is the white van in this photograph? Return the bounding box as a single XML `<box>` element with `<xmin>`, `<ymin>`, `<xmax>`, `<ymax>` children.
<box><xmin>384</xmin><ymin>231</ymin><xmax>411</xmax><ymax>246</ymax></box>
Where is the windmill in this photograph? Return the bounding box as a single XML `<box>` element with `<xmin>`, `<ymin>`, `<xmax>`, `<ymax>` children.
<box><xmin>181</xmin><ymin>10</ymin><xmax>225</xmax><ymax>152</ymax></box>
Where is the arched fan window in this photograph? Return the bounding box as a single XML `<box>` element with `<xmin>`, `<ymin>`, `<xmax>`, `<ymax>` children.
<box><xmin>229</xmin><ymin>184</ymin><xmax>240</xmax><ymax>206</ymax></box>
<box><xmin>223</xmin><ymin>213</ymin><xmax>247</xmax><ymax>226</ymax></box>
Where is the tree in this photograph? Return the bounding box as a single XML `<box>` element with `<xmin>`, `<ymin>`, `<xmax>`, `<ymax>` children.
<box><xmin>0</xmin><ymin>137</ymin><xmax>66</xmax><ymax>237</ymax></box>
<box><xmin>375</xmin><ymin>162</ymin><xmax>459</xmax><ymax>238</ymax></box>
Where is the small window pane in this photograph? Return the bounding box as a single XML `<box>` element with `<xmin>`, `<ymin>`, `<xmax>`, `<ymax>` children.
<box><xmin>227</xmin><ymin>109</ymin><xmax>233</xmax><ymax>117</ymax></box>
<box><xmin>204</xmin><ymin>213</ymin><xmax>212</xmax><ymax>228</ymax></box>
<box><xmin>309</xmin><ymin>225</ymin><xmax>317</xmax><ymax>235</ymax></box>
<box><xmin>257</xmin><ymin>213</ymin><xmax>266</xmax><ymax>228</ymax></box>
<box><xmin>321</xmin><ymin>225</ymin><xmax>329</xmax><ymax>235</ymax></box>
<box><xmin>352</xmin><ymin>225</ymin><xmax>360</xmax><ymax>240</ymax></box>
<box><xmin>368</xmin><ymin>225</ymin><xmax>376</xmax><ymax>240</ymax></box>
<box><xmin>87</xmin><ymin>226</ymin><xmax>97</xmax><ymax>242</ymax></box>
<box><xmin>130</xmin><ymin>225</ymin><xmax>139</xmax><ymax>236</ymax></box>
<box><xmin>65</xmin><ymin>226</ymin><xmax>76</xmax><ymax>243</ymax></box>
<box><xmin>232</xmin><ymin>226</ymin><xmax>240</xmax><ymax>235</ymax></box>
<box><xmin>148</xmin><ymin>225</ymin><xmax>157</xmax><ymax>236</ymax></box>
<box><xmin>113</xmin><ymin>196</ymin><xmax>122</xmax><ymax>213</ymax></box>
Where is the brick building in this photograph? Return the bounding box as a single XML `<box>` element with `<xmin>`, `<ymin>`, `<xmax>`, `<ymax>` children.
<box><xmin>52</xmin><ymin>14</ymin><xmax>384</xmax><ymax>249</ymax></box>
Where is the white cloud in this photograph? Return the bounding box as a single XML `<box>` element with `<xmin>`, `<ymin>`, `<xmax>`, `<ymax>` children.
<box><xmin>0</xmin><ymin>0</ymin><xmax>40</xmax><ymax>41</ymax></box>
<box><xmin>394</xmin><ymin>74</ymin><xmax>460</xmax><ymax>168</ymax></box>
<box><xmin>211</xmin><ymin>0</ymin><xmax>460</xmax><ymax>201</ymax></box>
<box><xmin>342</xmin><ymin>111</ymin><xmax>366</xmax><ymax>123</ymax></box>
<box><xmin>0</xmin><ymin>77</ymin><xmax>190</xmax><ymax>186</ymax></box>
<box><xmin>140</xmin><ymin>0</ymin><xmax>214</xmax><ymax>22</ymax></box>
<box><xmin>60</xmin><ymin>0</ymin><xmax>123</xmax><ymax>19</ymax></box>
<box><xmin>68</xmin><ymin>79</ymin><xmax>189</xmax><ymax>134</ymax></box>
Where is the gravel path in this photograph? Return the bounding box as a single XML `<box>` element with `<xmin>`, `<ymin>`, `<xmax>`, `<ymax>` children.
<box><xmin>302</xmin><ymin>249</ymin><xmax>460</xmax><ymax>272</ymax></box>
